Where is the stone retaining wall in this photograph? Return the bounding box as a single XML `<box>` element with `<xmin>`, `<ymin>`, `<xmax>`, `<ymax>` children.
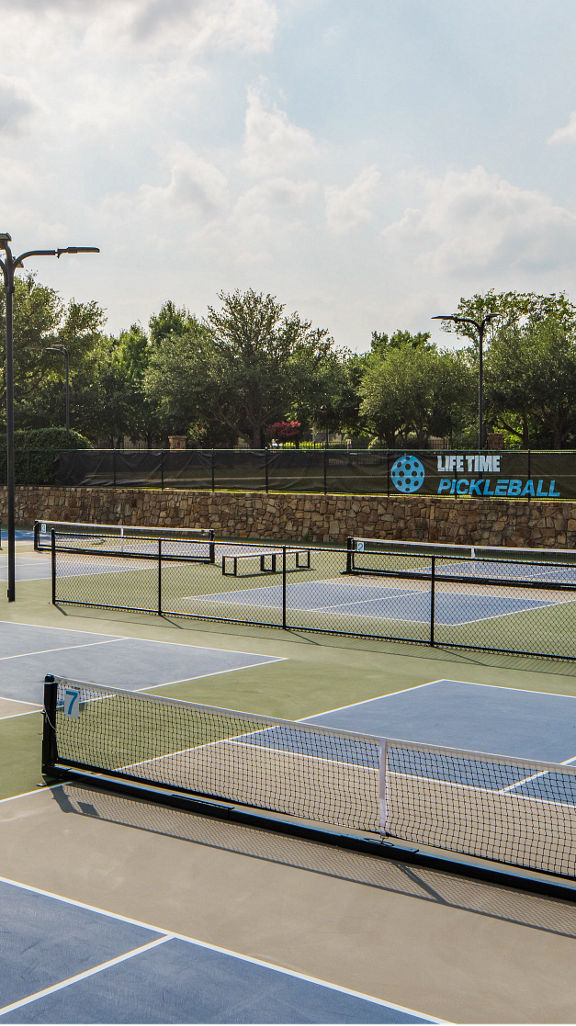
<box><xmin>2</xmin><ymin>486</ymin><xmax>575</xmax><ymax>549</ymax></box>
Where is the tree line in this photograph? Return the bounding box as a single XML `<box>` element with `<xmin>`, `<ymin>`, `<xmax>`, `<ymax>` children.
<box><xmin>1</xmin><ymin>276</ymin><xmax>575</xmax><ymax>450</ymax></box>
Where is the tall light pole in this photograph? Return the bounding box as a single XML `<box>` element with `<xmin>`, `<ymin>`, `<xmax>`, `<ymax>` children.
<box><xmin>432</xmin><ymin>312</ymin><xmax>499</xmax><ymax>451</ymax></box>
<box><xmin>44</xmin><ymin>345</ymin><xmax>70</xmax><ymax>438</ymax></box>
<box><xmin>0</xmin><ymin>235</ymin><xmax>99</xmax><ymax>601</ymax></box>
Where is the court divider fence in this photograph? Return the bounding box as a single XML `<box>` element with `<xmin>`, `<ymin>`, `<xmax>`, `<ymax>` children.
<box><xmin>50</xmin><ymin>532</ymin><xmax>576</xmax><ymax>661</ymax></box>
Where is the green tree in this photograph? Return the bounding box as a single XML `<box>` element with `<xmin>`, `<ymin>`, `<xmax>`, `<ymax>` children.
<box><xmin>144</xmin><ymin>305</ymin><xmax>221</xmax><ymax>444</ymax></box>
<box><xmin>486</xmin><ymin>316</ymin><xmax>576</xmax><ymax>447</ymax></box>
<box><xmin>360</xmin><ymin>344</ymin><xmax>472</xmax><ymax>447</ymax></box>
<box><xmin>205</xmin><ymin>289</ymin><xmax>338</xmax><ymax>448</ymax></box>
<box><xmin>370</xmin><ymin>329</ymin><xmax>434</xmax><ymax>356</ymax></box>
<box><xmin>0</xmin><ymin>273</ymin><xmax>106</xmax><ymax>435</ymax></box>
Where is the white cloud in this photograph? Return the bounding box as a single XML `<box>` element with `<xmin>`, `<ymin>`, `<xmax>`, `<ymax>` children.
<box><xmin>548</xmin><ymin>112</ymin><xmax>576</xmax><ymax>144</ymax></box>
<box><xmin>382</xmin><ymin>166</ymin><xmax>576</xmax><ymax>274</ymax></box>
<box><xmin>0</xmin><ymin>0</ymin><xmax>278</xmax><ymax>58</ymax></box>
<box><xmin>103</xmin><ymin>147</ymin><xmax>230</xmax><ymax>227</ymax></box>
<box><xmin>127</xmin><ymin>0</ymin><xmax>278</xmax><ymax>53</ymax></box>
<box><xmin>242</xmin><ymin>85</ymin><xmax>317</xmax><ymax>177</ymax></box>
<box><xmin>0</xmin><ymin>75</ymin><xmax>35</xmax><ymax>135</ymax></box>
<box><xmin>324</xmin><ymin>166</ymin><xmax>382</xmax><ymax>234</ymax></box>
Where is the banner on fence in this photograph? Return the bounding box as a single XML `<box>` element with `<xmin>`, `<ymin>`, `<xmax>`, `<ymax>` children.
<box><xmin>10</xmin><ymin>447</ymin><xmax>576</xmax><ymax>499</ymax></box>
<box><xmin>389</xmin><ymin>452</ymin><xmax>563</xmax><ymax>499</ymax></box>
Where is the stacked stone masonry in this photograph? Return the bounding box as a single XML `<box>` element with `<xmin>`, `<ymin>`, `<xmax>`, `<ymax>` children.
<box><xmin>3</xmin><ymin>486</ymin><xmax>576</xmax><ymax>549</ymax></box>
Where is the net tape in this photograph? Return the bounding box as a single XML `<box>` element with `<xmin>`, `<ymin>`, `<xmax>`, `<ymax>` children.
<box><xmin>45</xmin><ymin>677</ymin><xmax>576</xmax><ymax>879</ymax></box>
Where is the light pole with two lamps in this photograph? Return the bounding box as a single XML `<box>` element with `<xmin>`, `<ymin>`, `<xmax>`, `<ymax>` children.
<box><xmin>432</xmin><ymin>312</ymin><xmax>500</xmax><ymax>451</ymax></box>
<box><xmin>0</xmin><ymin>234</ymin><xmax>99</xmax><ymax>601</ymax></box>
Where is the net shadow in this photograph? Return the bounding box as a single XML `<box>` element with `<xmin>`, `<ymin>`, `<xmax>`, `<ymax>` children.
<box><xmin>51</xmin><ymin>781</ymin><xmax>576</xmax><ymax>943</ymax></box>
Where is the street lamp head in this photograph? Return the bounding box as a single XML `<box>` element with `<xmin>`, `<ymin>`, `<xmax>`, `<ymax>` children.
<box><xmin>56</xmin><ymin>246</ymin><xmax>100</xmax><ymax>258</ymax></box>
<box><xmin>0</xmin><ymin>233</ymin><xmax>12</xmax><ymax>250</ymax></box>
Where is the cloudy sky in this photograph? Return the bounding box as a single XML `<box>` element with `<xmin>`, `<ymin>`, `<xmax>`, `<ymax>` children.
<box><xmin>2</xmin><ymin>0</ymin><xmax>576</xmax><ymax>352</ymax></box>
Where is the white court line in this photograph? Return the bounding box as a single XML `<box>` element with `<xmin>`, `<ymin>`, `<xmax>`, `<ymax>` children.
<box><xmin>434</xmin><ymin>679</ymin><xmax>576</xmax><ymax>702</ymax></box>
<box><xmin>0</xmin><ymin>708</ymin><xmax>41</xmax><ymax>720</ymax></box>
<box><xmin>0</xmin><ymin>785</ymin><xmax>63</xmax><ymax>805</ymax></box>
<box><xmin>0</xmin><ymin>638</ymin><xmax>124</xmax><ymax>662</ymax></box>
<box><xmin>499</xmin><ymin>752</ymin><xmax>576</xmax><ymax>796</ymax></box>
<box><xmin>304</xmin><ymin>681</ymin><xmax>442</xmax><ymax>721</ymax></box>
<box><xmin>0</xmin><ymin>618</ymin><xmax>285</xmax><ymax>660</ymax></box>
<box><xmin>0</xmin><ymin>874</ymin><xmax>443</xmax><ymax>1023</ymax></box>
<box><xmin>0</xmin><ymin>694</ymin><xmax>41</xmax><ymax>708</ymax></box>
<box><xmin>0</xmin><ymin>937</ymin><xmax>171</xmax><ymax>1018</ymax></box>
<box><xmin>137</xmin><ymin>657</ymin><xmax>286</xmax><ymax>692</ymax></box>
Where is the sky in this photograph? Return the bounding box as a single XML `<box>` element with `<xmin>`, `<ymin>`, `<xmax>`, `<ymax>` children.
<box><xmin>2</xmin><ymin>0</ymin><xmax>576</xmax><ymax>353</ymax></box>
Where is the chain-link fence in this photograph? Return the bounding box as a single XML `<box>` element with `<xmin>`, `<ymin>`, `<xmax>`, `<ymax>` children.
<box><xmin>51</xmin><ymin>533</ymin><xmax>576</xmax><ymax>660</ymax></box>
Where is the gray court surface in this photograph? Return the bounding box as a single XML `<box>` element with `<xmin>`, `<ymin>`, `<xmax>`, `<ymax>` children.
<box><xmin>0</xmin><ymin>878</ymin><xmax>436</xmax><ymax>1024</ymax></box>
<box><xmin>307</xmin><ymin>679</ymin><xmax>576</xmax><ymax>764</ymax></box>
<box><xmin>0</xmin><ymin>621</ymin><xmax>283</xmax><ymax>705</ymax></box>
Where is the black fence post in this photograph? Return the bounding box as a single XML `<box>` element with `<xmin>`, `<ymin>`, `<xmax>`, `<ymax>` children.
<box><xmin>430</xmin><ymin>556</ymin><xmax>436</xmax><ymax>647</ymax></box>
<box><xmin>51</xmin><ymin>529</ymin><xmax>57</xmax><ymax>606</ymax></box>
<box><xmin>264</xmin><ymin>447</ymin><xmax>269</xmax><ymax>493</ymax></box>
<box><xmin>158</xmin><ymin>539</ymin><xmax>162</xmax><ymax>615</ymax></box>
<box><xmin>160</xmin><ymin>450</ymin><xmax>165</xmax><ymax>490</ymax></box>
<box><xmin>527</xmin><ymin>449</ymin><xmax>531</xmax><ymax>500</ymax></box>
<box><xmin>112</xmin><ymin>448</ymin><xmax>117</xmax><ymax>488</ymax></box>
<box><xmin>323</xmin><ymin>447</ymin><xmax>328</xmax><ymax>495</ymax></box>
<box><xmin>346</xmin><ymin>536</ymin><xmax>353</xmax><ymax>574</ymax></box>
<box><xmin>211</xmin><ymin>450</ymin><xmax>216</xmax><ymax>493</ymax></box>
<box><xmin>282</xmin><ymin>546</ymin><xmax>287</xmax><ymax>629</ymax></box>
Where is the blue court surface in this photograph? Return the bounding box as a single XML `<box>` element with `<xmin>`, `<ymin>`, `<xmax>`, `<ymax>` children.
<box><xmin>0</xmin><ymin>530</ymin><xmax>33</xmax><ymax>542</ymax></box>
<box><xmin>0</xmin><ymin>878</ymin><xmax>436</xmax><ymax>1024</ymax></box>
<box><xmin>211</xmin><ymin>680</ymin><xmax>576</xmax><ymax>802</ymax></box>
<box><xmin>307</xmin><ymin>679</ymin><xmax>576</xmax><ymax>764</ymax></box>
<box><xmin>0</xmin><ymin>621</ymin><xmax>284</xmax><ymax>705</ymax></box>
<box><xmin>195</xmin><ymin>580</ymin><xmax>558</xmax><ymax>625</ymax></box>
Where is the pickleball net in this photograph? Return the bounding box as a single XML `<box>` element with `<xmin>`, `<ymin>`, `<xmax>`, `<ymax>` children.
<box><xmin>35</xmin><ymin>520</ymin><xmax>216</xmax><ymax>563</ymax></box>
<box><xmin>43</xmin><ymin>676</ymin><xmax>576</xmax><ymax>881</ymax></box>
<box><xmin>346</xmin><ymin>536</ymin><xmax>576</xmax><ymax>588</ymax></box>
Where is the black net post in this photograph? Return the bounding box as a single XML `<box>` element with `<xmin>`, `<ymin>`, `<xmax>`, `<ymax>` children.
<box><xmin>42</xmin><ymin>674</ymin><xmax>59</xmax><ymax>777</ymax></box>
<box><xmin>208</xmin><ymin>530</ymin><xmax>216</xmax><ymax>564</ymax></box>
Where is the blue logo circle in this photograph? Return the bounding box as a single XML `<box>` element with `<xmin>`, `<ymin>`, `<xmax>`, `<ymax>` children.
<box><xmin>390</xmin><ymin>455</ymin><xmax>426</xmax><ymax>494</ymax></box>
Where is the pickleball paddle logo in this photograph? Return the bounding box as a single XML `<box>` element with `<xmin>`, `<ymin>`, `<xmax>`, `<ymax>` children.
<box><xmin>390</xmin><ymin>455</ymin><xmax>426</xmax><ymax>494</ymax></box>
